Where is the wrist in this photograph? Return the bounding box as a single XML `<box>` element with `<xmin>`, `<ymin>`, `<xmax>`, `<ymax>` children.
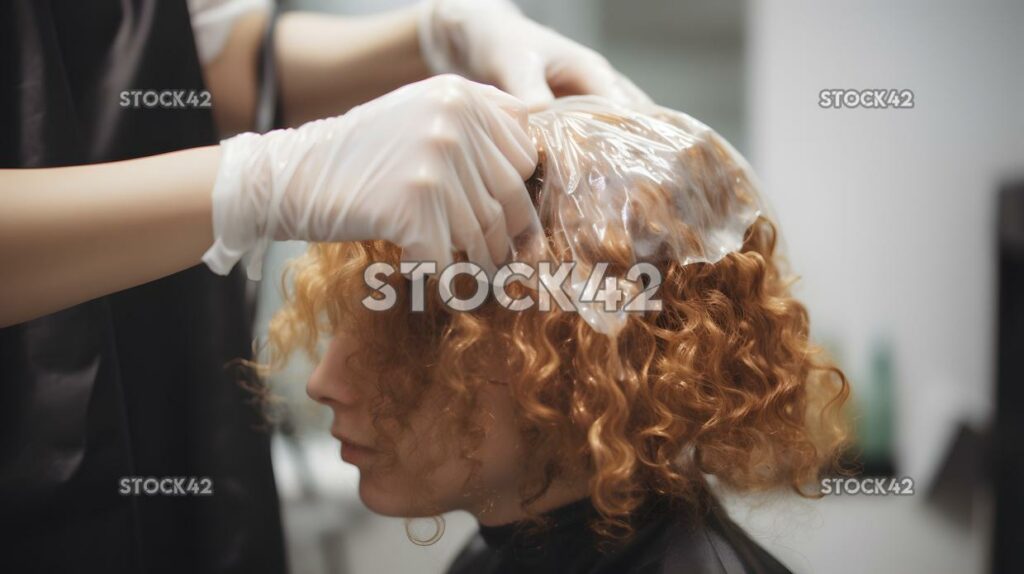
<box><xmin>202</xmin><ymin>132</ymin><xmax>270</xmax><ymax>279</ymax></box>
<box><xmin>416</xmin><ymin>0</ymin><xmax>451</xmax><ymax>75</ymax></box>
<box><xmin>417</xmin><ymin>0</ymin><xmax>524</xmax><ymax>79</ymax></box>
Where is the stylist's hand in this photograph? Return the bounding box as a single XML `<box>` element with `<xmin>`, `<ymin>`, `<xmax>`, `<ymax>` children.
<box><xmin>203</xmin><ymin>75</ymin><xmax>537</xmax><ymax>280</ymax></box>
<box><xmin>418</xmin><ymin>0</ymin><xmax>652</xmax><ymax>108</ymax></box>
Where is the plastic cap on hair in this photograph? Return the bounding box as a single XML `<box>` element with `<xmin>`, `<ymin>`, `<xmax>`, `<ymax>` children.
<box><xmin>510</xmin><ymin>96</ymin><xmax>763</xmax><ymax>336</ymax></box>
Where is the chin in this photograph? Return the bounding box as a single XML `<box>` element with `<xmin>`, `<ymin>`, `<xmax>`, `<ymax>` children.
<box><xmin>356</xmin><ymin>476</ymin><xmax>420</xmax><ymax>517</ymax></box>
<box><xmin>356</xmin><ymin>477</ymin><xmax>400</xmax><ymax>516</ymax></box>
<box><xmin>357</xmin><ymin>475</ymin><xmax>453</xmax><ymax>518</ymax></box>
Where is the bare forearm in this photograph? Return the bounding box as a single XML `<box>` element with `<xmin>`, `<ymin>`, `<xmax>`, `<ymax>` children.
<box><xmin>203</xmin><ymin>6</ymin><xmax>431</xmax><ymax>133</ymax></box>
<box><xmin>0</xmin><ymin>146</ymin><xmax>220</xmax><ymax>327</ymax></box>
<box><xmin>276</xmin><ymin>6</ymin><xmax>430</xmax><ymax>126</ymax></box>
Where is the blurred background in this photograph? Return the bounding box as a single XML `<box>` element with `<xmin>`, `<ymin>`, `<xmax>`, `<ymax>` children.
<box><xmin>255</xmin><ymin>1</ymin><xmax>1024</xmax><ymax>572</ymax></box>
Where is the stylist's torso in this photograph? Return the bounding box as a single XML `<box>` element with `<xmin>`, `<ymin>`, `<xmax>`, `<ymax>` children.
<box><xmin>0</xmin><ymin>1</ymin><xmax>284</xmax><ymax>571</ymax></box>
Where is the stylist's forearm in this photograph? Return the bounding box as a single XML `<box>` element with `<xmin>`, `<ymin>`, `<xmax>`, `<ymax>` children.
<box><xmin>0</xmin><ymin>146</ymin><xmax>220</xmax><ymax>327</ymax></box>
<box><xmin>276</xmin><ymin>6</ymin><xmax>431</xmax><ymax>126</ymax></box>
<box><xmin>202</xmin><ymin>6</ymin><xmax>430</xmax><ymax>133</ymax></box>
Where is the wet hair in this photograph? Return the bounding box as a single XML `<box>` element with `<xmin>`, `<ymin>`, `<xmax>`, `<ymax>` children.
<box><xmin>266</xmin><ymin>106</ymin><xmax>851</xmax><ymax>540</ymax></box>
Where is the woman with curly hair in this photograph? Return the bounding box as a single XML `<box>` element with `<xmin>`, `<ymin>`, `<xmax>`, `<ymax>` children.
<box><xmin>267</xmin><ymin>97</ymin><xmax>851</xmax><ymax>573</ymax></box>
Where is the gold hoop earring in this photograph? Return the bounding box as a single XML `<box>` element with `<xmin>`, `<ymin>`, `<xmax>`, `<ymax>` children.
<box><xmin>404</xmin><ymin>516</ymin><xmax>446</xmax><ymax>546</ymax></box>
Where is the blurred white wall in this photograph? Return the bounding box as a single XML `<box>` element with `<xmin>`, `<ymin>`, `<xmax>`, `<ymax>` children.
<box><xmin>749</xmin><ymin>0</ymin><xmax>1023</xmax><ymax>487</ymax></box>
<box><xmin>744</xmin><ymin>0</ymin><xmax>1024</xmax><ymax>572</ymax></box>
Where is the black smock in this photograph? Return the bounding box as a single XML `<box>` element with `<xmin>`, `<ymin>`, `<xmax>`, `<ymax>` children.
<box><xmin>447</xmin><ymin>495</ymin><xmax>793</xmax><ymax>574</ymax></box>
<box><xmin>0</xmin><ymin>1</ymin><xmax>285</xmax><ymax>572</ymax></box>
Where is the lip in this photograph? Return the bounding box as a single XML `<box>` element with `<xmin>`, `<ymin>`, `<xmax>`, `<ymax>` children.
<box><xmin>332</xmin><ymin>432</ymin><xmax>378</xmax><ymax>465</ymax></box>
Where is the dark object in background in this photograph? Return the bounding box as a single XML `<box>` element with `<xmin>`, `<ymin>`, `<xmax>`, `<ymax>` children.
<box><xmin>926</xmin><ymin>422</ymin><xmax>988</xmax><ymax>527</ymax></box>
<box><xmin>836</xmin><ymin>339</ymin><xmax>898</xmax><ymax>479</ymax></box>
<box><xmin>859</xmin><ymin>341</ymin><xmax>898</xmax><ymax>477</ymax></box>
<box><xmin>992</xmin><ymin>180</ymin><xmax>1024</xmax><ymax>574</ymax></box>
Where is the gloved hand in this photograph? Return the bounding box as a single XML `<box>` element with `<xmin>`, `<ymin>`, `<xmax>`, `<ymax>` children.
<box><xmin>418</xmin><ymin>0</ymin><xmax>652</xmax><ymax>109</ymax></box>
<box><xmin>202</xmin><ymin>74</ymin><xmax>538</xmax><ymax>280</ymax></box>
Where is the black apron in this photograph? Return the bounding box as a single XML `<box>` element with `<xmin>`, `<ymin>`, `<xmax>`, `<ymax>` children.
<box><xmin>0</xmin><ymin>1</ymin><xmax>286</xmax><ymax>572</ymax></box>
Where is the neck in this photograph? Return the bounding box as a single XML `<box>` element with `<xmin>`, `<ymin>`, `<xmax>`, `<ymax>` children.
<box><xmin>470</xmin><ymin>477</ymin><xmax>590</xmax><ymax>527</ymax></box>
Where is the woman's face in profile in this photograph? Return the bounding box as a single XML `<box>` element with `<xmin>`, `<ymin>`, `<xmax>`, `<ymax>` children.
<box><xmin>306</xmin><ymin>330</ymin><xmax>527</xmax><ymax>520</ymax></box>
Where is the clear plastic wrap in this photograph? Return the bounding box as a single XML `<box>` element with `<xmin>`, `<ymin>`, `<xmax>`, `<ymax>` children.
<box><xmin>513</xmin><ymin>96</ymin><xmax>763</xmax><ymax>336</ymax></box>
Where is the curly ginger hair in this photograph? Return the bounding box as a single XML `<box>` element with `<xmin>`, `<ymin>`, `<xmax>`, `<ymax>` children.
<box><xmin>266</xmin><ymin>101</ymin><xmax>851</xmax><ymax>539</ymax></box>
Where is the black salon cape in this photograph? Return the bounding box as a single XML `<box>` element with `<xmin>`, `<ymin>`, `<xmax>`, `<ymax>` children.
<box><xmin>0</xmin><ymin>1</ymin><xmax>285</xmax><ymax>572</ymax></box>
<box><xmin>447</xmin><ymin>496</ymin><xmax>793</xmax><ymax>574</ymax></box>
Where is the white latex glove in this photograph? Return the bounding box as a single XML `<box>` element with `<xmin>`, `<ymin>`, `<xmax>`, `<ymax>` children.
<box><xmin>202</xmin><ymin>74</ymin><xmax>538</xmax><ymax>280</ymax></box>
<box><xmin>418</xmin><ymin>0</ymin><xmax>652</xmax><ymax>109</ymax></box>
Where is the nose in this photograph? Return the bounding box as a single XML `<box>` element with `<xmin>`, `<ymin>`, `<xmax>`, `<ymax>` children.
<box><xmin>306</xmin><ymin>344</ymin><xmax>362</xmax><ymax>407</ymax></box>
<box><xmin>306</xmin><ymin>360</ymin><xmax>333</xmax><ymax>405</ymax></box>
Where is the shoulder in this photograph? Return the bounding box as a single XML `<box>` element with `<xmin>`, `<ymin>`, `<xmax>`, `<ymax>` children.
<box><xmin>660</xmin><ymin>506</ymin><xmax>793</xmax><ymax>574</ymax></box>
<box><xmin>599</xmin><ymin>501</ymin><xmax>793</xmax><ymax>574</ymax></box>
